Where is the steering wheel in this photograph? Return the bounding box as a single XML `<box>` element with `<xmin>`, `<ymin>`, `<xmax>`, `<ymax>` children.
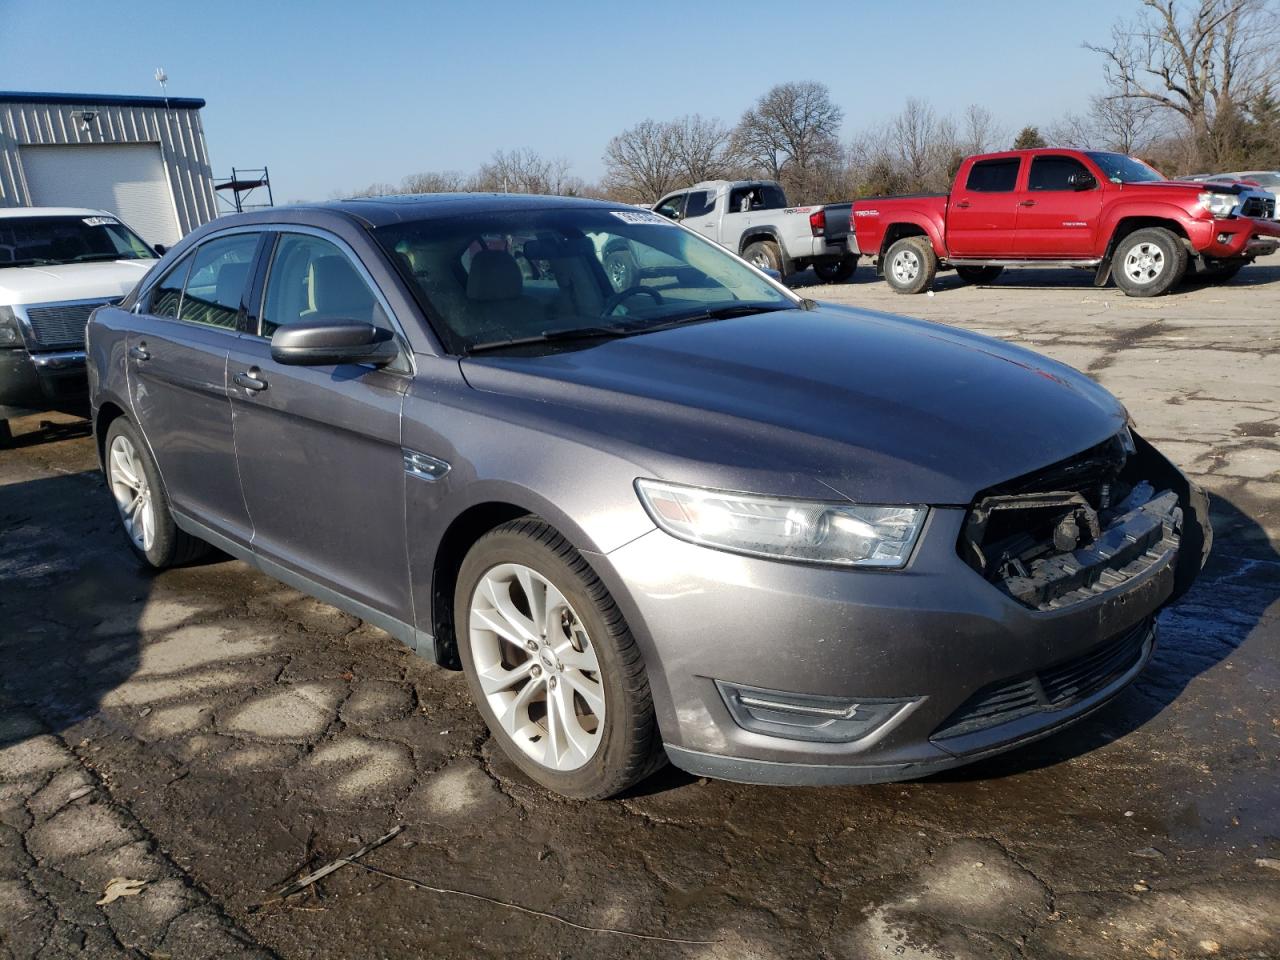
<box><xmin>603</xmin><ymin>285</ymin><xmax>664</xmax><ymax>315</ymax></box>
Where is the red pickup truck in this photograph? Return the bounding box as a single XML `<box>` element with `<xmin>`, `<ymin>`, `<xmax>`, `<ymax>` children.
<box><xmin>850</xmin><ymin>148</ymin><xmax>1280</xmax><ymax>297</ymax></box>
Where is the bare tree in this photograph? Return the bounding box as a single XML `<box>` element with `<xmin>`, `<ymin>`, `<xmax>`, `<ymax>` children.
<box><xmin>1086</xmin><ymin>0</ymin><xmax>1280</xmax><ymax>166</ymax></box>
<box><xmin>472</xmin><ymin>149</ymin><xmax>582</xmax><ymax>195</ymax></box>
<box><xmin>733</xmin><ymin>81</ymin><xmax>844</xmax><ymax>201</ymax></box>
<box><xmin>668</xmin><ymin>114</ymin><xmax>739</xmax><ymax>184</ymax></box>
<box><xmin>603</xmin><ymin>119</ymin><xmax>681</xmax><ymax>203</ymax></box>
<box><xmin>962</xmin><ymin>104</ymin><xmax>1005</xmax><ymax>154</ymax></box>
<box><xmin>400</xmin><ymin>170</ymin><xmax>468</xmax><ymax>193</ymax></box>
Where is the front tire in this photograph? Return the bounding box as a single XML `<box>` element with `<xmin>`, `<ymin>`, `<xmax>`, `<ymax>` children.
<box><xmin>104</xmin><ymin>418</ymin><xmax>209</xmax><ymax>569</ymax></box>
<box><xmin>743</xmin><ymin>239</ymin><xmax>785</xmax><ymax>277</ymax></box>
<box><xmin>882</xmin><ymin>236</ymin><xmax>937</xmax><ymax>294</ymax></box>
<box><xmin>812</xmin><ymin>255</ymin><xmax>858</xmax><ymax>283</ymax></box>
<box><xmin>455</xmin><ymin>518</ymin><xmax>662</xmax><ymax>799</ymax></box>
<box><xmin>1112</xmin><ymin>228</ymin><xmax>1187</xmax><ymax>297</ymax></box>
<box><xmin>955</xmin><ymin>265</ymin><xmax>1004</xmax><ymax>285</ymax></box>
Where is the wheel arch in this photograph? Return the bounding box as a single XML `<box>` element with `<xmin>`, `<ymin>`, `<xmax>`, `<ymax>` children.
<box><xmin>877</xmin><ymin>220</ymin><xmax>940</xmax><ymax>270</ymax></box>
<box><xmin>94</xmin><ymin>399</ymin><xmax>130</xmax><ymax>472</ymax></box>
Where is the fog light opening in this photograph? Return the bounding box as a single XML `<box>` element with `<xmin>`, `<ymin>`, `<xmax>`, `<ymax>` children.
<box><xmin>715</xmin><ymin>680</ymin><xmax>914</xmax><ymax>744</ymax></box>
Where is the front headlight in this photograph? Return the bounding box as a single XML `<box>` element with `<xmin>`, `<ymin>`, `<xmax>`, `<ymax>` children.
<box><xmin>1198</xmin><ymin>191</ymin><xmax>1238</xmax><ymax>217</ymax></box>
<box><xmin>635</xmin><ymin>479</ymin><xmax>926</xmax><ymax>568</ymax></box>
<box><xmin>0</xmin><ymin>305</ymin><xmax>22</xmax><ymax>349</ymax></box>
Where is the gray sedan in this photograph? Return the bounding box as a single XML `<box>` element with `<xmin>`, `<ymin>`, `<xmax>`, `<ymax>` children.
<box><xmin>86</xmin><ymin>194</ymin><xmax>1209</xmax><ymax>798</ymax></box>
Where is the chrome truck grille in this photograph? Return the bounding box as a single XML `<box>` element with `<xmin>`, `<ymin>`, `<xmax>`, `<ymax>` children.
<box><xmin>20</xmin><ymin>298</ymin><xmax>117</xmax><ymax>350</ymax></box>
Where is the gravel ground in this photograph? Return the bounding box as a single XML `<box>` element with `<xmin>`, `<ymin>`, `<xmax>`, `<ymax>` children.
<box><xmin>1</xmin><ymin>262</ymin><xmax>1277</xmax><ymax>959</ymax></box>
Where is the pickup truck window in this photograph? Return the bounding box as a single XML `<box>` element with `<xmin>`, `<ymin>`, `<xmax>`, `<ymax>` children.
<box><xmin>728</xmin><ymin>184</ymin><xmax>786</xmax><ymax>213</ymax></box>
<box><xmin>965</xmin><ymin>159</ymin><xmax>1020</xmax><ymax>193</ymax></box>
<box><xmin>0</xmin><ymin>215</ymin><xmax>156</xmax><ymax>268</ymax></box>
<box><xmin>684</xmin><ymin>191</ymin><xmax>715</xmax><ymax>218</ymax></box>
<box><xmin>654</xmin><ymin>194</ymin><xmax>686</xmax><ymax>220</ymax></box>
<box><xmin>1028</xmin><ymin>156</ymin><xmax>1094</xmax><ymax>191</ymax></box>
<box><xmin>1086</xmin><ymin>152</ymin><xmax>1164</xmax><ymax>184</ymax></box>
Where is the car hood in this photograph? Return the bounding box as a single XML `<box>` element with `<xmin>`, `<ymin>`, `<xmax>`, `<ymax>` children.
<box><xmin>0</xmin><ymin>260</ymin><xmax>154</xmax><ymax>304</ymax></box>
<box><xmin>460</xmin><ymin>305</ymin><xmax>1127</xmax><ymax>505</ymax></box>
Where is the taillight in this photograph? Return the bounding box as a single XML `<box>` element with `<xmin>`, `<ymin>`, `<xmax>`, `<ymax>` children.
<box><xmin>809</xmin><ymin>209</ymin><xmax>825</xmax><ymax>237</ymax></box>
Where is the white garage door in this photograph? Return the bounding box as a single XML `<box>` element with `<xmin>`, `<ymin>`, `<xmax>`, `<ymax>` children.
<box><xmin>20</xmin><ymin>143</ymin><xmax>181</xmax><ymax>246</ymax></box>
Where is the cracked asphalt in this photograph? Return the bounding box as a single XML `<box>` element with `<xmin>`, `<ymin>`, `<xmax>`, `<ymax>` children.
<box><xmin>2</xmin><ymin>264</ymin><xmax>1278</xmax><ymax>959</ymax></box>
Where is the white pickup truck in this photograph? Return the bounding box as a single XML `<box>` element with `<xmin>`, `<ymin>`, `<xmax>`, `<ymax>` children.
<box><xmin>0</xmin><ymin>207</ymin><xmax>158</xmax><ymax>444</ymax></box>
<box><xmin>651</xmin><ymin>180</ymin><xmax>857</xmax><ymax>282</ymax></box>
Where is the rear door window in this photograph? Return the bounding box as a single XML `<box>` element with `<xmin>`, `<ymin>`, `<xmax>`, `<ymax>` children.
<box><xmin>965</xmin><ymin>159</ymin><xmax>1021</xmax><ymax>193</ymax></box>
<box><xmin>178</xmin><ymin>233</ymin><xmax>261</xmax><ymax>330</ymax></box>
<box><xmin>147</xmin><ymin>253</ymin><xmax>195</xmax><ymax>319</ymax></box>
<box><xmin>683</xmin><ymin>190</ymin><xmax>716</xmax><ymax>218</ymax></box>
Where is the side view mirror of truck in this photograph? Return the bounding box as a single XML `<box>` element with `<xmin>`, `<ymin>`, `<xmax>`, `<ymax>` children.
<box><xmin>1069</xmin><ymin>172</ymin><xmax>1097</xmax><ymax>191</ymax></box>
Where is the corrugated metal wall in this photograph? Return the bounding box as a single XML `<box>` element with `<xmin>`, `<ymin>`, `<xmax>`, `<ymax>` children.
<box><xmin>0</xmin><ymin>99</ymin><xmax>217</xmax><ymax>238</ymax></box>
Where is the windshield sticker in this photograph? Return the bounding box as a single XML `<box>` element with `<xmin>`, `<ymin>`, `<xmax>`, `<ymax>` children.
<box><xmin>82</xmin><ymin>216</ymin><xmax>118</xmax><ymax>227</ymax></box>
<box><xmin>610</xmin><ymin>210</ymin><xmax>673</xmax><ymax>226</ymax></box>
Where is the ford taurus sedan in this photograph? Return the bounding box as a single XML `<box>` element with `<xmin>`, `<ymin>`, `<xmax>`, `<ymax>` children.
<box><xmin>87</xmin><ymin>194</ymin><xmax>1210</xmax><ymax>798</ymax></box>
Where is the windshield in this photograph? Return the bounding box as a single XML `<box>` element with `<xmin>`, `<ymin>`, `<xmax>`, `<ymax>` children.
<box><xmin>0</xmin><ymin>215</ymin><xmax>156</xmax><ymax>268</ymax></box>
<box><xmin>1085</xmin><ymin>152</ymin><xmax>1165</xmax><ymax>184</ymax></box>
<box><xmin>373</xmin><ymin>206</ymin><xmax>795</xmax><ymax>353</ymax></box>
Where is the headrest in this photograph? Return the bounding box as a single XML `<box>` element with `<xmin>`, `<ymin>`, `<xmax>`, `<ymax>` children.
<box><xmin>466</xmin><ymin>250</ymin><xmax>522</xmax><ymax>302</ymax></box>
<box><xmin>311</xmin><ymin>255</ymin><xmax>374</xmax><ymax>317</ymax></box>
<box><xmin>214</xmin><ymin>261</ymin><xmax>251</xmax><ymax>310</ymax></box>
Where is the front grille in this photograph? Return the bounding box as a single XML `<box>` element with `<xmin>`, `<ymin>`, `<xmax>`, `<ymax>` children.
<box><xmin>23</xmin><ymin>299</ymin><xmax>115</xmax><ymax>349</ymax></box>
<box><xmin>1242</xmin><ymin>196</ymin><xmax>1276</xmax><ymax>219</ymax></box>
<box><xmin>932</xmin><ymin>618</ymin><xmax>1151</xmax><ymax>740</ymax></box>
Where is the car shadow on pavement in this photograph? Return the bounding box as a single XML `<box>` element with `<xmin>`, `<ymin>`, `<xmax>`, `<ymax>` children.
<box><xmin>0</xmin><ymin>469</ymin><xmax>148</xmax><ymax>735</ymax></box>
<box><xmin>932</xmin><ymin>492</ymin><xmax>1278</xmax><ymax>781</ymax></box>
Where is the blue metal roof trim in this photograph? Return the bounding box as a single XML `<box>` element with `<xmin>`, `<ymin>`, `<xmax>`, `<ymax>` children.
<box><xmin>0</xmin><ymin>91</ymin><xmax>206</xmax><ymax>110</ymax></box>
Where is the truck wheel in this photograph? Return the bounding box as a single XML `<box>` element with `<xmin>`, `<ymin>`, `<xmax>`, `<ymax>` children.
<box><xmin>455</xmin><ymin>518</ymin><xmax>663</xmax><ymax>799</ymax></box>
<box><xmin>1112</xmin><ymin>228</ymin><xmax>1187</xmax><ymax>297</ymax></box>
<box><xmin>813</xmin><ymin>255</ymin><xmax>858</xmax><ymax>283</ymax></box>
<box><xmin>955</xmin><ymin>265</ymin><xmax>1004</xmax><ymax>285</ymax></box>
<box><xmin>743</xmin><ymin>240</ymin><xmax>784</xmax><ymax>276</ymax></box>
<box><xmin>883</xmin><ymin>237</ymin><xmax>937</xmax><ymax>294</ymax></box>
<box><xmin>104</xmin><ymin>417</ymin><xmax>210</xmax><ymax>569</ymax></box>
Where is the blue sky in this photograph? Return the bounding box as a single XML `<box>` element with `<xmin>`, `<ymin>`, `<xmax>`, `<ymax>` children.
<box><xmin>2</xmin><ymin>0</ymin><xmax>1127</xmax><ymax>202</ymax></box>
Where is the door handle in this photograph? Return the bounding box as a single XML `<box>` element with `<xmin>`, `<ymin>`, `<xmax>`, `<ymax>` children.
<box><xmin>1019</xmin><ymin>199</ymin><xmax>1037</xmax><ymax>207</ymax></box>
<box><xmin>954</xmin><ymin>200</ymin><xmax>971</xmax><ymax>209</ymax></box>
<box><xmin>128</xmin><ymin>343</ymin><xmax>150</xmax><ymax>361</ymax></box>
<box><xmin>234</xmin><ymin>368</ymin><xmax>268</xmax><ymax>392</ymax></box>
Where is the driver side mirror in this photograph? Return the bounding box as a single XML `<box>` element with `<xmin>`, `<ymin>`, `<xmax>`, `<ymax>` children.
<box><xmin>270</xmin><ymin>321</ymin><xmax>399</xmax><ymax>367</ymax></box>
<box><xmin>153</xmin><ymin>244</ymin><xmax>168</xmax><ymax>256</ymax></box>
<box><xmin>1069</xmin><ymin>172</ymin><xmax>1097</xmax><ymax>191</ymax></box>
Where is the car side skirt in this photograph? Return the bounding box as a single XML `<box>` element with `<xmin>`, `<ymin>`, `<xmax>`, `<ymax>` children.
<box><xmin>172</xmin><ymin>510</ymin><xmax>438</xmax><ymax>661</ymax></box>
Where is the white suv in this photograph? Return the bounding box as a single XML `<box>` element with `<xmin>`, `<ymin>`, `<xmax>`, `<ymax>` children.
<box><xmin>0</xmin><ymin>207</ymin><xmax>159</xmax><ymax>443</ymax></box>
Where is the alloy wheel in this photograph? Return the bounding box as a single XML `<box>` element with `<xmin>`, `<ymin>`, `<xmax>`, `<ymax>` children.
<box><xmin>468</xmin><ymin>563</ymin><xmax>606</xmax><ymax>772</ymax></box>
<box><xmin>891</xmin><ymin>248</ymin><xmax>921</xmax><ymax>283</ymax></box>
<box><xmin>1123</xmin><ymin>242</ymin><xmax>1165</xmax><ymax>284</ymax></box>
<box><xmin>108</xmin><ymin>434</ymin><xmax>155</xmax><ymax>552</ymax></box>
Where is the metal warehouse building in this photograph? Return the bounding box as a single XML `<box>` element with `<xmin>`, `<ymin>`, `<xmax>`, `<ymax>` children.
<box><xmin>0</xmin><ymin>91</ymin><xmax>217</xmax><ymax>247</ymax></box>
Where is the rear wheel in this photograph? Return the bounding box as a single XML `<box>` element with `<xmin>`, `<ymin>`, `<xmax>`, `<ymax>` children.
<box><xmin>1112</xmin><ymin>228</ymin><xmax>1187</xmax><ymax>297</ymax></box>
<box><xmin>955</xmin><ymin>265</ymin><xmax>1004</xmax><ymax>285</ymax></box>
<box><xmin>743</xmin><ymin>239</ymin><xmax>784</xmax><ymax>276</ymax></box>
<box><xmin>455</xmin><ymin>518</ymin><xmax>662</xmax><ymax>799</ymax></box>
<box><xmin>104</xmin><ymin>418</ymin><xmax>209</xmax><ymax>569</ymax></box>
<box><xmin>882</xmin><ymin>236</ymin><xmax>937</xmax><ymax>294</ymax></box>
<box><xmin>812</xmin><ymin>255</ymin><xmax>858</xmax><ymax>283</ymax></box>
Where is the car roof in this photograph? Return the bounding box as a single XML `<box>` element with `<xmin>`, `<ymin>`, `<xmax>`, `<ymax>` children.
<box><xmin>217</xmin><ymin>193</ymin><xmax>631</xmax><ymax>231</ymax></box>
<box><xmin>0</xmin><ymin>206</ymin><xmax>113</xmax><ymax>219</ymax></box>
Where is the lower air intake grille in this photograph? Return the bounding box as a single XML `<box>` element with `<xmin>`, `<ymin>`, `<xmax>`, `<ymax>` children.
<box><xmin>24</xmin><ymin>300</ymin><xmax>114</xmax><ymax>349</ymax></box>
<box><xmin>932</xmin><ymin>618</ymin><xmax>1152</xmax><ymax>741</ymax></box>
